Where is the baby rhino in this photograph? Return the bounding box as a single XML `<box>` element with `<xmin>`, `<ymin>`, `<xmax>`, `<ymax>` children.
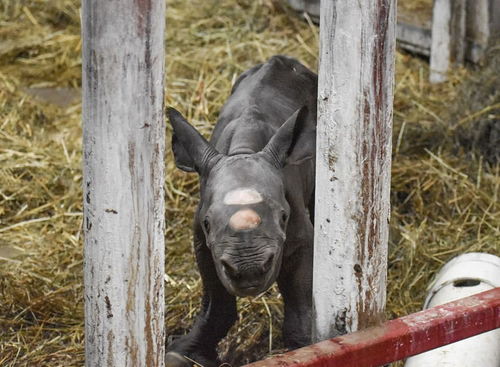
<box><xmin>166</xmin><ymin>55</ymin><xmax>317</xmax><ymax>367</ymax></box>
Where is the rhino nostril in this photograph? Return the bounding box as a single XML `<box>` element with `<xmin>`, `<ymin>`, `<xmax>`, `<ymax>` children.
<box><xmin>261</xmin><ymin>252</ymin><xmax>275</xmax><ymax>274</ymax></box>
<box><xmin>221</xmin><ymin>257</ymin><xmax>240</xmax><ymax>280</ymax></box>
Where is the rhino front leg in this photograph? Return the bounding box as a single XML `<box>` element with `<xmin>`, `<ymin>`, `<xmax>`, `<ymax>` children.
<box><xmin>277</xmin><ymin>242</ymin><xmax>313</xmax><ymax>349</ymax></box>
<box><xmin>166</xmin><ymin>238</ymin><xmax>237</xmax><ymax>367</ymax></box>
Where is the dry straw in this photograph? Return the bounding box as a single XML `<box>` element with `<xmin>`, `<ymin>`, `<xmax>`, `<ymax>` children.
<box><xmin>1</xmin><ymin>0</ymin><xmax>498</xmax><ymax>366</ymax></box>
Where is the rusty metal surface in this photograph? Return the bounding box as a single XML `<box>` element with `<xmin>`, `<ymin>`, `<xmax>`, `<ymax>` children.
<box><xmin>243</xmin><ymin>288</ymin><xmax>500</xmax><ymax>367</ymax></box>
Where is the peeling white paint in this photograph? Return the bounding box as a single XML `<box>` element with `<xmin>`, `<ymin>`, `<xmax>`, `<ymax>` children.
<box><xmin>313</xmin><ymin>0</ymin><xmax>395</xmax><ymax>342</ymax></box>
<box><xmin>82</xmin><ymin>0</ymin><xmax>165</xmax><ymax>366</ymax></box>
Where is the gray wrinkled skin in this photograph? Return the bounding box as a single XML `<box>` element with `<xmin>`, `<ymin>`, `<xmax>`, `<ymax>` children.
<box><xmin>166</xmin><ymin>55</ymin><xmax>317</xmax><ymax>367</ymax></box>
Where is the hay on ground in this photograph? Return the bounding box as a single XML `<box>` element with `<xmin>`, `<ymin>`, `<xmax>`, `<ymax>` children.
<box><xmin>0</xmin><ymin>0</ymin><xmax>498</xmax><ymax>366</ymax></box>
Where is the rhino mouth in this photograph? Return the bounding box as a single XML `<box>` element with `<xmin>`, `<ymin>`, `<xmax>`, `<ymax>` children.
<box><xmin>223</xmin><ymin>277</ymin><xmax>274</xmax><ymax>297</ymax></box>
<box><xmin>218</xmin><ymin>252</ymin><xmax>283</xmax><ymax>297</ymax></box>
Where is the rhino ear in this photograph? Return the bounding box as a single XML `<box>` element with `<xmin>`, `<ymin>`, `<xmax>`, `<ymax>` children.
<box><xmin>167</xmin><ymin>108</ymin><xmax>221</xmax><ymax>174</ymax></box>
<box><xmin>262</xmin><ymin>106</ymin><xmax>315</xmax><ymax>168</ymax></box>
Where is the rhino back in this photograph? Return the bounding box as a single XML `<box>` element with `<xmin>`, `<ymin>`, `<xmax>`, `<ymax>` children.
<box><xmin>211</xmin><ymin>55</ymin><xmax>317</xmax><ymax>145</ymax></box>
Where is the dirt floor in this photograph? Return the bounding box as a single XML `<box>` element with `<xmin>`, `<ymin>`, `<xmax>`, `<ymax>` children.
<box><xmin>0</xmin><ymin>0</ymin><xmax>499</xmax><ymax>366</ymax></box>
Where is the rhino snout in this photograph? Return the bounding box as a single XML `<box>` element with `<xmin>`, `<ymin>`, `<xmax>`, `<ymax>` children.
<box><xmin>219</xmin><ymin>250</ymin><xmax>277</xmax><ymax>296</ymax></box>
<box><xmin>220</xmin><ymin>251</ymin><xmax>274</xmax><ymax>279</ymax></box>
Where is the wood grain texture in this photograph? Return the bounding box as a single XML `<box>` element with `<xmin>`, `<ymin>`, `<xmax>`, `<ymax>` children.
<box><xmin>313</xmin><ymin>0</ymin><xmax>395</xmax><ymax>342</ymax></box>
<box><xmin>82</xmin><ymin>0</ymin><xmax>165</xmax><ymax>365</ymax></box>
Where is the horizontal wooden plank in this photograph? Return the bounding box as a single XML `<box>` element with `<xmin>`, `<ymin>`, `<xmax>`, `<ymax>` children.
<box><xmin>397</xmin><ymin>22</ymin><xmax>432</xmax><ymax>56</ymax></box>
<box><xmin>243</xmin><ymin>288</ymin><xmax>500</xmax><ymax>367</ymax></box>
<box><xmin>396</xmin><ymin>2</ymin><xmax>432</xmax><ymax>55</ymax></box>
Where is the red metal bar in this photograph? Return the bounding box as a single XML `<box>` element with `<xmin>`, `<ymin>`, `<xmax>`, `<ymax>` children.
<box><xmin>243</xmin><ymin>288</ymin><xmax>500</xmax><ymax>367</ymax></box>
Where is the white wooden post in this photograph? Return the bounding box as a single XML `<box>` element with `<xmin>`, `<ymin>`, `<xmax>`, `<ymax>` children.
<box><xmin>82</xmin><ymin>0</ymin><xmax>165</xmax><ymax>366</ymax></box>
<box><xmin>430</xmin><ymin>0</ymin><xmax>467</xmax><ymax>83</ymax></box>
<box><xmin>430</xmin><ymin>0</ymin><xmax>452</xmax><ymax>83</ymax></box>
<box><xmin>313</xmin><ymin>0</ymin><xmax>395</xmax><ymax>341</ymax></box>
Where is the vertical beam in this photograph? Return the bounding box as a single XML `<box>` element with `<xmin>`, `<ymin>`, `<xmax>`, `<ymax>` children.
<box><xmin>453</xmin><ymin>0</ymin><xmax>467</xmax><ymax>65</ymax></box>
<box><xmin>430</xmin><ymin>0</ymin><xmax>467</xmax><ymax>83</ymax></box>
<box><xmin>491</xmin><ymin>0</ymin><xmax>500</xmax><ymax>39</ymax></box>
<box><xmin>429</xmin><ymin>0</ymin><xmax>451</xmax><ymax>83</ymax></box>
<box><xmin>465</xmin><ymin>0</ymin><xmax>490</xmax><ymax>63</ymax></box>
<box><xmin>313</xmin><ymin>0</ymin><xmax>395</xmax><ymax>342</ymax></box>
<box><xmin>82</xmin><ymin>0</ymin><xmax>165</xmax><ymax>366</ymax></box>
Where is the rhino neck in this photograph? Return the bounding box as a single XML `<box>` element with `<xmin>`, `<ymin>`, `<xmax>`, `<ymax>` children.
<box><xmin>215</xmin><ymin>106</ymin><xmax>275</xmax><ymax>155</ymax></box>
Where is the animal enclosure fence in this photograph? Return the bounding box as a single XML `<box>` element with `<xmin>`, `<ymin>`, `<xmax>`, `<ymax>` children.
<box><xmin>243</xmin><ymin>288</ymin><xmax>500</xmax><ymax>367</ymax></box>
<box><xmin>282</xmin><ymin>0</ymin><xmax>500</xmax><ymax>82</ymax></box>
<box><xmin>397</xmin><ymin>0</ymin><xmax>500</xmax><ymax>82</ymax></box>
<box><xmin>81</xmin><ymin>0</ymin><xmax>498</xmax><ymax>366</ymax></box>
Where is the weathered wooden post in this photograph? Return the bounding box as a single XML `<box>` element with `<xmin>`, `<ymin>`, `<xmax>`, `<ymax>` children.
<box><xmin>430</xmin><ymin>0</ymin><xmax>467</xmax><ymax>83</ymax></box>
<box><xmin>82</xmin><ymin>0</ymin><xmax>165</xmax><ymax>366</ymax></box>
<box><xmin>313</xmin><ymin>0</ymin><xmax>395</xmax><ymax>342</ymax></box>
<box><xmin>465</xmin><ymin>0</ymin><xmax>491</xmax><ymax>64</ymax></box>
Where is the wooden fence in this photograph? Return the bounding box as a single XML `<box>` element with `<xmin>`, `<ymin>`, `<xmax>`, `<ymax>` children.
<box><xmin>397</xmin><ymin>0</ymin><xmax>500</xmax><ymax>82</ymax></box>
<box><xmin>81</xmin><ymin>0</ymin><xmax>497</xmax><ymax>365</ymax></box>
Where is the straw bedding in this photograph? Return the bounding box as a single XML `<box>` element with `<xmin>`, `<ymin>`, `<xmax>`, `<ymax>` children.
<box><xmin>0</xmin><ymin>0</ymin><xmax>498</xmax><ymax>366</ymax></box>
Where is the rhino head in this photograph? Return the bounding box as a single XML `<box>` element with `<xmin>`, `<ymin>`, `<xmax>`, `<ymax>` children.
<box><xmin>167</xmin><ymin>107</ymin><xmax>311</xmax><ymax>297</ymax></box>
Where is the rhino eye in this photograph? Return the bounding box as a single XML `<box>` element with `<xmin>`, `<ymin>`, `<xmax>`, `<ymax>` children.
<box><xmin>281</xmin><ymin>212</ymin><xmax>288</xmax><ymax>224</ymax></box>
<box><xmin>203</xmin><ymin>218</ymin><xmax>210</xmax><ymax>234</ymax></box>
